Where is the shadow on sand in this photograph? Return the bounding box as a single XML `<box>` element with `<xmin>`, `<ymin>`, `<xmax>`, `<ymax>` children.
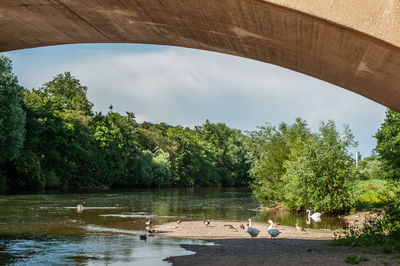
<box><xmin>165</xmin><ymin>238</ymin><xmax>395</xmax><ymax>265</ymax></box>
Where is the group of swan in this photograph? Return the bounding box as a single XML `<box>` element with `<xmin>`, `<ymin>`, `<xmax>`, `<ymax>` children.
<box><xmin>246</xmin><ymin>210</ymin><xmax>322</xmax><ymax>239</ymax></box>
<box><xmin>246</xmin><ymin>218</ymin><xmax>281</xmax><ymax>239</ymax></box>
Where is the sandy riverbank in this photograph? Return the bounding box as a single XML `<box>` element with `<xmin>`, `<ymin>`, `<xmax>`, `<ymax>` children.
<box><xmin>153</xmin><ymin>221</ymin><xmax>398</xmax><ymax>265</ymax></box>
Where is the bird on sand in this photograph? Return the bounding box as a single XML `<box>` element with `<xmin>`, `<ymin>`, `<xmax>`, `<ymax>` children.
<box><xmin>204</xmin><ymin>220</ymin><xmax>210</xmax><ymax>226</ymax></box>
<box><xmin>224</xmin><ymin>224</ymin><xmax>237</xmax><ymax>230</ymax></box>
<box><xmin>145</xmin><ymin>219</ymin><xmax>152</xmax><ymax>227</ymax></box>
<box><xmin>267</xmin><ymin>220</ymin><xmax>282</xmax><ymax>239</ymax></box>
<box><xmin>146</xmin><ymin>226</ymin><xmax>155</xmax><ymax>233</ymax></box>
<box><xmin>176</xmin><ymin>220</ymin><xmax>182</xmax><ymax>224</ymax></box>
<box><xmin>239</xmin><ymin>224</ymin><xmax>245</xmax><ymax>230</ymax></box>
<box><xmin>246</xmin><ymin>218</ymin><xmax>260</xmax><ymax>239</ymax></box>
<box><xmin>295</xmin><ymin>223</ymin><xmax>307</xmax><ymax>233</ymax></box>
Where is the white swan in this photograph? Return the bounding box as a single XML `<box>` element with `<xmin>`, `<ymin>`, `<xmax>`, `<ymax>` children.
<box><xmin>306</xmin><ymin>210</ymin><xmax>322</xmax><ymax>222</ymax></box>
<box><xmin>267</xmin><ymin>220</ymin><xmax>282</xmax><ymax>239</ymax></box>
<box><xmin>246</xmin><ymin>218</ymin><xmax>260</xmax><ymax>239</ymax></box>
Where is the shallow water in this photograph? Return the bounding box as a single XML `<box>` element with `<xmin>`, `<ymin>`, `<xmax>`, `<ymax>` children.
<box><xmin>0</xmin><ymin>187</ymin><xmax>343</xmax><ymax>265</ymax></box>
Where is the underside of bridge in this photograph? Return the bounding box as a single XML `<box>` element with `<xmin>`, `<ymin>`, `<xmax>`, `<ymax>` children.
<box><xmin>1</xmin><ymin>0</ymin><xmax>400</xmax><ymax>111</ymax></box>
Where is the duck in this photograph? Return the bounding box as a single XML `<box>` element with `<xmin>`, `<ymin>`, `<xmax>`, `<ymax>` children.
<box><xmin>295</xmin><ymin>223</ymin><xmax>307</xmax><ymax>233</ymax></box>
<box><xmin>273</xmin><ymin>222</ymin><xmax>280</xmax><ymax>229</ymax></box>
<box><xmin>306</xmin><ymin>210</ymin><xmax>322</xmax><ymax>221</ymax></box>
<box><xmin>246</xmin><ymin>218</ymin><xmax>260</xmax><ymax>239</ymax></box>
<box><xmin>204</xmin><ymin>220</ymin><xmax>210</xmax><ymax>226</ymax></box>
<box><xmin>239</xmin><ymin>224</ymin><xmax>245</xmax><ymax>230</ymax></box>
<box><xmin>176</xmin><ymin>220</ymin><xmax>182</xmax><ymax>224</ymax></box>
<box><xmin>267</xmin><ymin>220</ymin><xmax>281</xmax><ymax>239</ymax></box>
<box><xmin>145</xmin><ymin>219</ymin><xmax>152</xmax><ymax>227</ymax></box>
<box><xmin>146</xmin><ymin>226</ymin><xmax>155</xmax><ymax>233</ymax></box>
<box><xmin>224</xmin><ymin>224</ymin><xmax>237</xmax><ymax>231</ymax></box>
<box><xmin>139</xmin><ymin>234</ymin><xmax>147</xmax><ymax>241</ymax></box>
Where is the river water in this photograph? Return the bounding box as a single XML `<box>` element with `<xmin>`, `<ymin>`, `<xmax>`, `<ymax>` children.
<box><xmin>0</xmin><ymin>187</ymin><xmax>343</xmax><ymax>265</ymax></box>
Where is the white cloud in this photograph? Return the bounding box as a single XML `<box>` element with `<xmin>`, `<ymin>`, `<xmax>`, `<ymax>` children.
<box><xmin>5</xmin><ymin>44</ymin><xmax>386</xmax><ymax>156</ymax></box>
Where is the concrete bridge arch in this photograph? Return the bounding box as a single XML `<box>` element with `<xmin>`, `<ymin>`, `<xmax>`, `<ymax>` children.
<box><xmin>2</xmin><ymin>0</ymin><xmax>400</xmax><ymax>111</ymax></box>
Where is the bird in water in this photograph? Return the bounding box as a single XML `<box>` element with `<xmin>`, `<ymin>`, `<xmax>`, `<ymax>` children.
<box><xmin>246</xmin><ymin>218</ymin><xmax>260</xmax><ymax>239</ymax></box>
<box><xmin>295</xmin><ymin>223</ymin><xmax>307</xmax><ymax>233</ymax></box>
<box><xmin>139</xmin><ymin>234</ymin><xmax>147</xmax><ymax>241</ymax></box>
<box><xmin>76</xmin><ymin>203</ymin><xmax>83</xmax><ymax>212</ymax></box>
<box><xmin>267</xmin><ymin>220</ymin><xmax>282</xmax><ymax>239</ymax></box>
<box><xmin>306</xmin><ymin>210</ymin><xmax>322</xmax><ymax>221</ymax></box>
<box><xmin>239</xmin><ymin>224</ymin><xmax>245</xmax><ymax>230</ymax></box>
<box><xmin>204</xmin><ymin>220</ymin><xmax>210</xmax><ymax>226</ymax></box>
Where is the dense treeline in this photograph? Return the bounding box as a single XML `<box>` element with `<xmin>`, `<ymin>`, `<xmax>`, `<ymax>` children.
<box><xmin>0</xmin><ymin>56</ymin><xmax>251</xmax><ymax>193</ymax></box>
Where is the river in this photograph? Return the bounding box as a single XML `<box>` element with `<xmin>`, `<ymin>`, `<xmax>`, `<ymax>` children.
<box><xmin>0</xmin><ymin>187</ymin><xmax>343</xmax><ymax>265</ymax></box>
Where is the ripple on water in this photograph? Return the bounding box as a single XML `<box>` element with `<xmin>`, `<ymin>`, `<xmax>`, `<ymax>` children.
<box><xmin>99</xmin><ymin>213</ymin><xmax>182</xmax><ymax>218</ymax></box>
<box><xmin>0</xmin><ymin>230</ymin><xmax>215</xmax><ymax>265</ymax></box>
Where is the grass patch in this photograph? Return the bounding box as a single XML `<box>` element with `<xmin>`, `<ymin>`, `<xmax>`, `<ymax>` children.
<box><xmin>355</xmin><ymin>179</ymin><xmax>387</xmax><ymax>210</ymax></box>
<box><xmin>392</xmin><ymin>254</ymin><xmax>400</xmax><ymax>260</ymax></box>
<box><xmin>344</xmin><ymin>255</ymin><xmax>369</xmax><ymax>264</ymax></box>
<box><xmin>381</xmin><ymin>243</ymin><xmax>396</xmax><ymax>254</ymax></box>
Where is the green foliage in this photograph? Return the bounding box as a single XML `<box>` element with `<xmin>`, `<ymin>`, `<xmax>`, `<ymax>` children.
<box><xmin>152</xmin><ymin>150</ymin><xmax>172</xmax><ymax>186</ymax></box>
<box><xmin>198</xmin><ymin>120</ymin><xmax>250</xmax><ymax>186</ymax></box>
<box><xmin>247</xmin><ymin>118</ymin><xmax>310</xmax><ymax>204</ymax></box>
<box><xmin>344</xmin><ymin>255</ymin><xmax>369</xmax><ymax>264</ymax></box>
<box><xmin>358</xmin><ymin>156</ymin><xmax>387</xmax><ymax>180</ymax></box>
<box><xmin>248</xmin><ymin>119</ymin><xmax>357</xmax><ymax>213</ymax></box>
<box><xmin>167</xmin><ymin>126</ymin><xmax>220</xmax><ymax>187</ymax></box>
<box><xmin>355</xmin><ymin>179</ymin><xmax>387</xmax><ymax>209</ymax></box>
<box><xmin>283</xmin><ymin>121</ymin><xmax>358</xmax><ymax>214</ymax></box>
<box><xmin>375</xmin><ymin>109</ymin><xmax>400</xmax><ymax>180</ymax></box>
<box><xmin>333</xmin><ymin>183</ymin><xmax>400</xmax><ymax>252</ymax></box>
<box><xmin>41</xmin><ymin>72</ymin><xmax>93</xmax><ymax>117</ymax></box>
<box><xmin>0</xmin><ymin>55</ymin><xmax>25</xmax><ymax>163</ymax></box>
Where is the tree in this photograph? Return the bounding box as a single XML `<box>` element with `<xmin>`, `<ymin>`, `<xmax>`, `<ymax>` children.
<box><xmin>0</xmin><ymin>55</ymin><xmax>26</xmax><ymax>193</ymax></box>
<box><xmin>199</xmin><ymin>121</ymin><xmax>250</xmax><ymax>186</ymax></box>
<box><xmin>246</xmin><ymin>118</ymin><xmax>310</xmax><ymax>203</ymax></box>
<box><xmin>42</xmin><ymin>72</ymin><xmax>93</xmax><ymax>117</ymax></box>
<box><xmin>167</xmin><ymin>127</ymin><xmax>220</xmax><ymax>186</ymax></box>
<box><xmin>0</xmin><ymin>55</ymin><xmax>25</xmax><ymax>163</ymax></box>
<box><xmin>358</xmin><ymin>155</ymin><xmax>387</xmax><ymax>180</ymax></box>
<box><xmin>375</xmin><ymin>109</ymin><xmax>400</xmax><ymax>180</ymax></box>
<box><xmin>282</xmin><ymin>121</ymin><xmax>358</xmax><ymax>214</ymax></box>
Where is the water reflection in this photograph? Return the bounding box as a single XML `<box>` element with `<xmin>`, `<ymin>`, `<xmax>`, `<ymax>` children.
<box><xmin>0</xmin><ymin>234</ymin><xmax>208</xmax><ymax>265</ymax></box>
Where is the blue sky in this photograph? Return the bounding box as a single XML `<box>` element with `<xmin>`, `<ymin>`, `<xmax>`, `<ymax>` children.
<box><xmin>4</xmin><ymin>43</ymin><xmax>386</xmax><ymax>157</ymax></box>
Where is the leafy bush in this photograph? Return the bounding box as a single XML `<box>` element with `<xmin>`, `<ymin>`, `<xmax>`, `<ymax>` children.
<box><xmin>375</xmin><ymin>109</ymin><xmax>400</xmax><ymax>180</ymax></box>
<box><xmin>282</xmin><ymin>121</ymin><xmax>358</xmax><ymax>214</ymax></box>
<box><xmin>332</xmin><ymin>183</ymin><xmax>400</xmax><ymax>252</ymax></box>
<box><xmin>247</xmin><ymin>119</ymin><xmax>310</xmax><ymax>204</ymax></box>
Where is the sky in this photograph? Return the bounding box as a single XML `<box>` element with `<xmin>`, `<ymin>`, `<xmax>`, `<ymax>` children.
<box><xmin>4</xmin><ymin>43</ymin><xmax>387</xmax><ymax>157</ymax></box>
